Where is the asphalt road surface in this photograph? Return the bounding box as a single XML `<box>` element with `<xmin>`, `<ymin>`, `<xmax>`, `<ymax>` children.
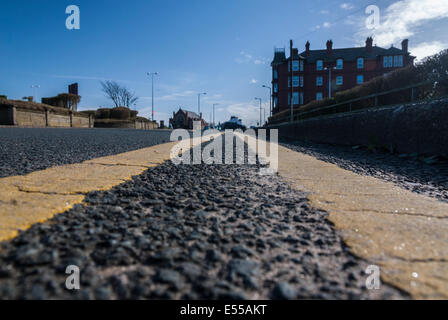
<box><xmin>0</xmin><ymin>128</ymin><xmax>173</xmax><ymax>178</ymax></box>
<box><xmin>0</xmin><ymin>139</ymin><xmax>406</xmax><ymax>299</ymax></box>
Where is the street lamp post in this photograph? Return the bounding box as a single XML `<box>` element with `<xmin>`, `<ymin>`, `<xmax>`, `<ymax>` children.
<box><xmin>147</xmin><ymin>72</ymin><xmax>158</xmax><ymax>122</ymax></box>
<box><xmin>31</xmin><ymin>85</ymin><xmax>40</xmax><ymax>103</ymax></box>
<box><xmin>212</xmin><ymin>103</ymin><xmax>219</xmax><ymax>128</ymax></box>
<box><xmin>255</xmin><ymin>97</ymin><xmax>262</xmax><ymax>127</ymax></box>
<box><xmin>324</xmin><ymin>66</ymin><xmax>337</xmax><ymax>98</ymax></box>
<box><xmin>198</xmin><ymin>93</ymin><xmax>207</xmax><ymax>118</ymax></box>
<box><xmin>262</xmin><ymin>85</ymin><xmax>272</xmax><ymax>117</ymax></box>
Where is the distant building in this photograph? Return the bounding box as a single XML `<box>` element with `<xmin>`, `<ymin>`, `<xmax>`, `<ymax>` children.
<box><xmin>169</xmin><ymin>108</ymin><xmax>207</xmax><ymax>129</ymax></box>
<box><xmin>271</xmin><ymin>37</ymin><xmax>415</xmax><ymax>115</ymax></box>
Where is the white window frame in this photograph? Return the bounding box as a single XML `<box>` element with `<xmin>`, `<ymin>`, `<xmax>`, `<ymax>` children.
<box><xmin>293</xmin><ymin>92</ymin><xmax>299</xmax><ymax>105</ymax></box>
<box><xmin>316</xmin><ymin>60</ymin><xmax>323</xmax><ymax>71</ymax></box>
<box><xmin>300</xmin><ymin>76</ymin><xmax>304</xmax><ymax>87</ymax></box>
<box><xmin>384</xmin><ymin>56</ymin><xmax>393</xmax><ymax>68</ymax></box>
<box><xmin>300</xmin><ymin>60</ymin><xmax>304</xmax><ymax>72</ymax></box>
<box><xmin>292</xmin><ymin>60</ymin><xmax>299</xmax><ymax>71</ymax></box>
<box><xmin>357</xmin><ymin>57</ymin><xmax>364</xmax><ymax>69</ymax></box>
<box><xmin>336</xmin><ymin>59</ymin><xmax>343</xmax><ymax>70</ymax></box>
<box><xmin>292</xmin><ymin>76</ymin><xmax>299</xmax><ymax>87</ymax></box>
<box><xmin>316</xmin><ymin>92</ymin><xmax>323</xmax><ymax>101</ymax></box>
<box><xmin>394</xmin><ymin>55</ymin><xmax>403</xmax><ymax>67</ymax></box>
<box><xmin>336</xmin><ymin>76</ymin><xmax>343</xmax><ymax>85</ymax></box>
<box><xmin>316</xmin><ymin>76</ymin><xmax>323</xmax><ymax>86</ymax></box>
<box><xmin>357</xmin><ymin>75</ymin><xmax>364</xmax><ymax>84</ymax></box>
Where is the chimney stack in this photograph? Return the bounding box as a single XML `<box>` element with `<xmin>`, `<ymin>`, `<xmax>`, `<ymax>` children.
<box><xmin>366</xmin><ymin>37</ymin><xmax>373</xmax><ymax>51</ymax></box>
<box><xmin>401</xmin><ymin>39</ymin><xmax>409</xmax><ymax>53</ymax></box>
<box><xmin>305</xmin><ymin>41</ymin><xmax>310</xmax><ymax>55</ymax></box>
<box><xmin>326</xmin><ymin>40</ymin><xmax>333</xmax><ymax>54</ymax></box>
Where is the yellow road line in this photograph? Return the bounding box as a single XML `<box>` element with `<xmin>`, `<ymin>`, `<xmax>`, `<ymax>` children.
<box><xmin>0</xmin><ymin>132</ymin><xmax>221</xmax><ymax>243</ymax></box>
<box><xmin>0</xmin><ymin>141</ymin><xmax>176</xmax><ymax>242</ymax></box>
<box><xmin>278</xmin><ymin>145</ymin><xmax>448</xmax><ymax>299</ymax></box>
<box><xmin>237</xmin><ymin>132</ymin><xmax>448</xmax><ymax>299</ymax></box>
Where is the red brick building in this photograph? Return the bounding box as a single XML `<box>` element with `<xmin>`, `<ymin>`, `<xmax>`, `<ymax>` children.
<box><xmin>169</xmin><ymin>108</ymin><xmax>207</xmax><ymax>129</ymax></box>
<box><xmin>271</xmin><ymin>37</ymin><xmax>415</xmax><ymax>115</ymax></box>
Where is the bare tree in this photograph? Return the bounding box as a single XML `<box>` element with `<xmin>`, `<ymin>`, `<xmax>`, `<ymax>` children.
<box><xmin>100</xmin><ymin>81</ymin><xmax>138</xmax><ymax>108</ymax></box>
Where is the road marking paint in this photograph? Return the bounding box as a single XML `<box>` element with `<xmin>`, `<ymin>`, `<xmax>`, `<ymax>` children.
<box><xmin>238</xmin><ymin>132</ymin><xmax>448</xmax><ymax>299</ymax></box>
<box><xmin>0</xmin><ymin>141</ymin><xmax>177</xmax><ymax>242</ymax></box>
<box><xmin>0</xmin><ymin>132</ymin><xmax>222</xmax><ymax>243</ymax></box>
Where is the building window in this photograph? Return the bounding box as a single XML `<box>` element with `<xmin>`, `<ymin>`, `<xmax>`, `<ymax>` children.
<box><xmin>394</xmin><ymin>55</ymin><xmax>403</xmax><ymax>67</ymax></box>
<box><xmin>300</xmin><ymin>60</ymin><xmax>304</xmax><ymax>72</ymax></box>
<box><xmin>357</xmin><ymin>75</ymin><xmax>364</xmax><ymax>84</ymax></box>
<box><xmin>273</xmin><ymin>69</ymin><xmax>278</xmax><ymax>79</ymax></box>
<box><xmin>300</xmin><ymin>92</ymin><xmax>304</xmax><ymax>105</ymax></box>
<box><xmin>336</xmin><ymin>76</ymin><xmax>343</xmax><ymax>85</ymax></box>
<box><xmin>336</xmin><ymin>59</ymin><xmax>343</xmax><ymax>70</ymax></box>
<box><xmin>316</xmin><ymin>60</ymin><xmax>323</xmax><ymax>71</ymax></box>
<box><xmin>357</xmin><ymin>58</ymin><xmax>364</xmax><ymax>69</ymax></box>
<box><xmin>292</xmin><ymin>60</ymin><xmax>299</xmax><ymax>71</ymax></box>
<box><xmin>288</xmin><ymin>77</ymin><xmax>291</xmax><ymax>88</ymax></box>
<box><xmin>383</xmin><ymin>56</ymin><xmax>393</xmax><ymax>68</ymax></box>
<box><xmin>288</xmin><ymin>93</ymin><xmax>291</xmax><ymax>105</ymax></box>
<box><xmin>292</xmin><ymin>76</ymin><xmax>299</xmax><ymax>87</ymax></box>
<box><xmin>274</xmin><ymin>97</ymin><xmax>278</xmax><ymax>108</ymax></box>
<box><xmin>293</xmin><ymin>92</ymin><xmax>299</xmax><ymax>105</ymax></box>
<box><xmin>316</xmin><ymin>92</ymin><xmax>323</xmax><ymax>101</ymax></box>
<box><xmin>274</xmin><ymin>83</ymin><xmax>278</xmax><ymax>93</ymax></box>
<box><xmin>316</xmin><ymin>76</ymin><xmax>323</xmax><ymax>86</ymax></box>
<box><xmin>300</xmin><ymin>76</ymin><xmax>304</xmax><ymax>87</ymax></box>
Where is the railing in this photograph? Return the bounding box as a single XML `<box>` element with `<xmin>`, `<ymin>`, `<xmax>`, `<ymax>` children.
<box><xmin>268</xmin><ymin>78</ymin><xmax>443</xmax><ymax>125</ymax></box>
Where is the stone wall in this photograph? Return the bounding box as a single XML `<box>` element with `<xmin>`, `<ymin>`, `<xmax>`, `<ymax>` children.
<box><xmin>267</xmin><ymin>98</ymin><xmax>448</xmax><ymax>157</ymax></box>
<box><xmin>16</xmin><ymin>109</ymin><xmax>47</xmax><ymax>127</ymax></box>
<box><xmin>0</xmin><ymin>105</ymin><xmax>93</xmax><ymax>128</ymax></box>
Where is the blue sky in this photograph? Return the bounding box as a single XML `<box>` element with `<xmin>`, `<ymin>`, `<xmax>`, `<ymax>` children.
<box><xmin>1</xmin><ymin>0</ymin><xmax>447</xmax><ymax>126</ymax></box>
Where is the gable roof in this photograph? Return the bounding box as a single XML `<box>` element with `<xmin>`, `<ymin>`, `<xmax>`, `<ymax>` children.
<box><xmin>299</xmin><ymin>45</ymin><xmax>409</xmax><ymax>63</ymax></box>
<box><xmin>176</xmin><ymin>108</ymin><xmax>200</xmax><ymax>119</ymax></box>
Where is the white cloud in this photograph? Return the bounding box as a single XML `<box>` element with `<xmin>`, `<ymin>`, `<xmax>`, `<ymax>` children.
<box><xmin>411</xmin><ymin>41</ymin><xmax>448</xmax><ymax>61</ymax></box>
<box><xmin>235</xmin><ymin>51</ymin><xmax>268</xmax><ymax>65</ymax></box>
<box><xmin>357</xmin><ymin>0</ymin><xmax>448</xmax><ymax>47</ymax></box>
<box><xmin>323</xmin><ymin>22</ymin><xmax>332</xmax><ymax>28</ymax></box>
<box><xmin>250</xmin><ymin>79</ymin><xmax>258</xmax><ymax>84</ymax></box>
<box><xmin>152</xmin><ymin>90</ymin><xmax>196</xmax><ymax>101</ymax></box>
<box><xmin>320</xmin><ymin>10</ymin><xmax>329</xmax><ymax>14</ymax></box>
<box><xmin>340</xmin><ymin>3</ymin><xmax>354</xmax><ymax>10</ymax></box>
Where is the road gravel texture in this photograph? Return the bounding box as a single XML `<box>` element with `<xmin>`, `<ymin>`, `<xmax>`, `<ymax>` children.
<box><xmin>281</xmin><ymin>139</ymin><xmax>448</xmax><ymax>203</ymax></box>
<box><xmin>0</xmin><ymin>128</ymin><xmax>172</xmax><ymax>178</ymax></box>
<box><xmin>0</xmin><ymin>139</ymin><xmax>406</xmax><ymax>299</ymax></box>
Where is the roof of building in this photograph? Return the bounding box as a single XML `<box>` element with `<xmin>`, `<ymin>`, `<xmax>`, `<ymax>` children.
<box><xmin>176</xmin><ymin>108</ymin><xmax>200</xmax><ymax>119</ymax></box>
<box><xmin>299</xmin><ymin>45</ymin><xmax>408</xmax><ymax>63</ymax></box>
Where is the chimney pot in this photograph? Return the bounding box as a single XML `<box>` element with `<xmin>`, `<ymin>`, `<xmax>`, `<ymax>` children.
<box><xmin>402</xmin><ymin>39</ymin><xmax>409</xmax><ymax>53</ymax></box>
<box><xmin>305</xmin><ymin>41</ymin><xmax>310</xmax><ymax>55</ymax></box>
<box><xmin>366</xmin><ymin>37</ymin><xmax>373</xmax><ymax>51</ymax></box>
<box><xmin>326</xmin><ymin>40</ymin><xmax>333</xmax><ymax>54</ymax></box>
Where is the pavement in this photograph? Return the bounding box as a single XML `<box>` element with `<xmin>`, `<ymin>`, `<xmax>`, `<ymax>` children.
<box><xmin>0</xmin><ymin>128</ymin><xmax>446</xmax><ymax>299</ymax></box>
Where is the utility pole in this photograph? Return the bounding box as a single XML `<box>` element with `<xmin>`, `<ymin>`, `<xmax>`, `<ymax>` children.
<box><xmin>255</xmin><ymin>97</ymin><xmax>262</xmax><ymax>127</ymax></box>
<box><xmin>262</xmin><ymin>85</ymin><xmax>272</xmax><ymax>117</ymax></box>
<box><xmin>213</xmin><ymin>103</ymin><xmax>219</xmax><ymax>128</ymax></box>
<box><xmin>198</xmin><ymin>92</ymin><xmax>207</xmax><ymax>118</ymax></box>
<box><xmin>31</xmin><ymin>84</ymin><xmax>40</xmax><ymax>103</ymax></box>
<box><xmin>147</xmin><ymin>72</ymin><xmax>158</xmax><ymax>121</ymax></box>
<box><xmin>324</xmin><ymin>66</ymin><xmax>336</xmax><ymax>98</ymax></box>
